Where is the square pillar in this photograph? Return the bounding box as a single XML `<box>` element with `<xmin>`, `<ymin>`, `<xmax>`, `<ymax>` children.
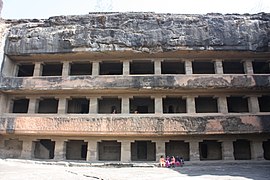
<box><xmin>189</xmin><ymin>140</ymin><xmax>200</xmax><ymax>161</ymax></box>
<box><xmin>92</xmin><ymin>61</ymin><xmax>100</xmax><ymax>76</ymax></box>
<box><xmin>243</xmin><ymin>60</ymin><xmax>253</xmax><ymax>74</ymax></box>
<box><xmin>62</xmin><ymin>61</ymin><xmax>70</xmax><ymax>77</ymax></box>
<box><xmin>89</xmin><ymin>97</ymin><xmax>98</xmax><ymax>114</ymax></box>
<box><xmin>248</xmin><ymin>96</ymin><xmax>260</xmax><ymax>113</ymax></box>
<box><xmin>33</xmin><ymin>62</ymin><xmax>42</xmax><ymax>76</ymax></box>
<box><xmin>27</xmin><ymin>97</ymin><xmax>38</xmax><ymax>114</ymax></box>
<box><xmin>86</xmin><ymin>140</ymin><xmax>98</xmax><ymax>162</ymax></box>
<box><xmin>0</xmin><ymin>93</ymin><xmax>8</xmax><ymax>114</ymax></box>
<box><xmin>222</xmin><ymin>140</ymin><xmax>234</xmax><ymax>160</ymax></box>
<box><xmin>155</xmin><ymin>96</ymin><xmax>163</xmax><ymax>114</ymax></box>
<box><xmin>186</xmin><ymin>96</ymin><xmax>196</xmax><ymax>114</ymax></box>
<box><xmin>121</xmin><ymin>96</ymin><xmax>130</xmax><ymax>114</ymax></box>
<box><xmin>214</xmin><ymin>59</ymin><xmax>223</xmax><ymax>74</ymax></box>
<box><xmin>120</xmin><ymin>140</ymin><xmax>131</xmax><ymax>162</ymax></box>
<box><xmin>155</xmin><ymin>140</ymin><xmax>166</xmax><ymax>162</ymax></box>
<box><xmin>57</xmin><ymin>96</ymin><xmax>67</xmax><ymax>114</ymax></box>
<box><xmin>185</xmin><ymin>60</ymin><xmax>193</xmax><ymax>74</ymax></box>
<box><xmin>218</xmin><ymin>96</ymin><xmax>228</xmax><ymax>113</ymax></box>
<box><xmin>123</xmin><ymin>61</ymin><xmax>130</xmax><ymax>75</ymax></box>
<box><xmin>54</xmin><ymin>140</ymin><xmax>66</xmax><ymax>160</ymax></box>
<box><xmin>21</xmin><ymin>139</ymin><xmax>34</xmax><ymax>159</ymax></box>
<box><xmin>251</xmin><ymin>140</ymin><xmax>264</xmax><ymax>160</ymax></box>
<box><xmin>154</xmin><ymin>60</ymin><xmax>162</xmax><ymax>75</ymax></box>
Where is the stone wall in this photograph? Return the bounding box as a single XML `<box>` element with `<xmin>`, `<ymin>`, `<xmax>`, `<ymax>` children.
<box><xmin>1</xmin><ymin>115</ymin><xmax>269</xmax><ymax>135</ymax></box>
<box><xmin>4</xmin><ymin>12</ymin><xmax>270</xmax><ymax>55</ymax></box>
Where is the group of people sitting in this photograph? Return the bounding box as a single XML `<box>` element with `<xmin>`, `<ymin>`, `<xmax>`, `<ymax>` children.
<box><xmin>159</xmin><ymin>155</ymin><xmax>184</xmax><ymax>168</ymax></box>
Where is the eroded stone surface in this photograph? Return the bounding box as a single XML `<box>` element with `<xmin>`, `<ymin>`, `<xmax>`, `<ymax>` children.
<box><xmin>0</xmin><ymin>115</ymin><xmax>269</xmax><ymax>135</ymax></box>
<box><xmin>5</xmin><ymin>12</ymin><xmax>270</xmax><ymax>55</ymax></box>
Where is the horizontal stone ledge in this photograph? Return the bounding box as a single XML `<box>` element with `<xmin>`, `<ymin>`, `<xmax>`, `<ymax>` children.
<box><xmin>0</xmin><ymin>75</ymin><xmax>269</xmax><ymax>91</ymax></box>
<box><xmin>0</xmin><ymin>115</ymin><xmax>269</xmax><ymax>135</ymax></box>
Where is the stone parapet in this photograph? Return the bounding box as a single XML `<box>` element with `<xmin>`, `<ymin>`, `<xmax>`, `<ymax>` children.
<box><xmin>0</xmin><ymin>74</ymin><xmax>269</xmax><ymax>92</ymax></box>
<box><xmin>0</xmin><ymin>114</ymin><xmax>269</xmax><ymax>135</ymax></box>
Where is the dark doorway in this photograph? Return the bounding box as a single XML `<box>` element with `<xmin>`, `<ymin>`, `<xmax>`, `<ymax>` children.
<box><xmin>233</xmin><ymin>139</ymin><xmax>251</xmax><ymax>160</ymax></box>
<box><xmin>98</xmin><ymin>141</ymin><xmax>121</xmax><ymax>161</ymax></box>
<box><xmin>165</xmin><ymin>140</ymin><xmax>190</xmax><ymax>161</ymax></box>
<box><xmin>199</xmin><ymin>140</ymin><xmax>222</xmax><ymax>160</ymax></box>
<box><xmin>66</xmin><ymin>140</ymin><xmax>87</xmax><ymax>160</ymax></box>
<box><xmin>34</xmin><ymin>139</ymin><xmax>55</xmax><ymax>159</ymax></box>
<box><xmin>131</xmin><ymin>141</ymin><xmax>156</xmax><ymax>161</ymax></box>
<box><xmin>263</xmin><ymin>140</ymin><xmax>270</xmax><ymax>160</ymax></box>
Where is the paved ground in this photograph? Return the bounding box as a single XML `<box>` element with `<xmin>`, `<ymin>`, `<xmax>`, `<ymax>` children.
<box><xmin>0</xmin><ymin>159</ymin><xmax>270</xmax><ymax>180</ymax></box>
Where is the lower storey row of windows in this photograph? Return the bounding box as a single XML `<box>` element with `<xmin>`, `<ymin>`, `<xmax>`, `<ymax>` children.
<box><xmin>10</xmin><ymin>95</ymin><xmax>270</xmax><ymax>114</ymax></box>
<box><xmin>1</xmin><ymin>138</ymin><xmax>270</xmax><ymax>162</ymax></box>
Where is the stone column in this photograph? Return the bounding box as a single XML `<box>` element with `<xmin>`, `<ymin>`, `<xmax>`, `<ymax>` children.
<box><xmin>89</xmin><ymin>97</ymin><xmax>98</xmax><ymax>114</ymax></box>
<box><xmin>120</xmin><ymin>140</ymin><xmax>131</xmax><ymax>162</ymax></box>
<box><xmin>57</xmin><ymin>96</ymin><xmax>67</xmax><ymax>114</ymax></box>
<box><xmin>185</xmin><ymin>60</ymin><xmax>193</xmax><ymax>74</ymax></box>
<box><xmin>217</xmin><ymin>96</ymin><xmax>228</xmax><ymax>113</ymax></box>
<box><xmin>155</xmin><ymin>96</ymin><xmax>163</xmax><ymax>114</ymax></box>
<box><xmin>33</xmin><ymin>62</ymin><xmax>42</xmax><ymax>76</ymax></box>
<box><xmin>186</xmin><ymin>96</ymin><xmax>196</xmax><ymax>113</ymax></box>
<box><xmin>222</xmin><ymin>140</ymin><xmax>234</xmax><ymax>160</ymax></box>
<box><xmin>189</xmin><ymin>140</ymin><xmax>200</xmax><ymax>161</ymax></box>
<box><xmin>121</xmin><ymin>96</ymin><xmax>130</xmax><ymax>114</ymax></box>
<box><xmin>243</xmin><ymin>60</ymin><xmax>253</xmax><ymax>74</ymax></box>
<box><xmin>251</xmin><ymin>140</ymin><xmax>264</xmax><ymax>160</ymax></box>
<box><xmin>27</xmin><ymin>97</ymin><xmax>37</xmax><ymax>114</ymax></box>
<box><xmin>155</xmin><ymin>140</ymin><xmax>166</xmax><ymax>162</ymax></box>
<box><xmin>214</xmin><ymin>59</ymin><xmax>223</xmax><ymax>74</ymax></box>
<box><xmin>123</xmin><ymin>61</ymin><xmax>130</xmax><ymax>75</ymax></box>
<box><xmin>92</xmin><ymin>61</ymin><xmax>100</xmax><ymax>76</ymax></box>
<box><xmin>54</xmin><ymin>140</ymin><xmax>66</xmax><ymax>160</ymax></box>
<box><xmin>0</xmin><ymin>93</ymin><xmax>8</xmax><ymax>114</ymax></box>
<box><xmin>21</xmin><ymin>139</ymin><xmax>34</xmax><ymax>159</ymax></box>
<box><xmin>86</xmin><ymin>140</ymin><xmax>98</xmax><ymax>162</ymax></box>
<box><xmin>154</xmin><ymin>60</ymin><xmax>162</xmax><ymax>75</ymax></box>
<box><xmin>62</xmin><ymin>61</ymin><xmax>70</xmax><ymax>77</ymax></box>
<box><xmin>248</xmin><ymin>96</ymin><xmax>260</xmax><ymax>113</ymax></box>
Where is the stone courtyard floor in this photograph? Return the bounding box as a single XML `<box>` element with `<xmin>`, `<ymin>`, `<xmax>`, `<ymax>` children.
<box><xmin>0</xmin><ymin>159</ymin><xmax>270</xmax><ymax>180</ymax></box>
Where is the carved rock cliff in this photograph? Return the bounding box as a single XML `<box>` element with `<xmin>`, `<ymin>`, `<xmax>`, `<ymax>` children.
<box><xmin>4</xmin><ymin>12</ymin><xmax>270</xmax><ymax>55</ymax></box>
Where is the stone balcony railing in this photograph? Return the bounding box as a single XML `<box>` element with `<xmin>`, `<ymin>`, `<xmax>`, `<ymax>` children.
<box><xmin>0</xmin><ymin>74</ymin><xmax>269</xmax><ymax>92</ymax></box>
<box><xmin>1</xmin><ymin>113</ymin><xmax>270</xmax><ymax>136</ymax></box>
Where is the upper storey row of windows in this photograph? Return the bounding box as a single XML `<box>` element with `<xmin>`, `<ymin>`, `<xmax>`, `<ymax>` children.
<box><xmin>15</xmin><ymin>60</ymin><xmax>270</xmax><ymax>77</ymax></box>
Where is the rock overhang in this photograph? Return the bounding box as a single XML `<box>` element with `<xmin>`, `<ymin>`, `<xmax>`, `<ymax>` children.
<box><xmin>4</xmin><ymin>12</ymin><xmax>270</xmax><ymax>56</ymax></box>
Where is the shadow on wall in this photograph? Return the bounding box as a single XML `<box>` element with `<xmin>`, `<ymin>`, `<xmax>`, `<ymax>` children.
<box><xmin>169</xmin><ymin>162</ymin><xmax>270</xmax><ymax>179</ymax></box>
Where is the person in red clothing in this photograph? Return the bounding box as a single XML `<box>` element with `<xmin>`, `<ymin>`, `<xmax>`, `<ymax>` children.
<box><xmin>170</xmin><ymin>156</ymin><xmax>176</xmax><ymax>168</ymax></box>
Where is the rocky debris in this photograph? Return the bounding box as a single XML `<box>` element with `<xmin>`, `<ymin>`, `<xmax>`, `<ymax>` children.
<box><xmin>4</xmin><ymin>12</ymin><xmax>270</xmax><ymax>55</ymax></box>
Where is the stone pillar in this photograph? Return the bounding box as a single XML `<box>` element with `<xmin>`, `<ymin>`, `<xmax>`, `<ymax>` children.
<box><xmin>33</xmin><ymin>62</ymin><xmax>42</xmax><ymax>76</ymax></box>
<box><xmin>57</xmin><ymin>96</ymin><xmax>67</xmax><ymax>114</ymax></box>
<box><xmin>27</xmin><ymin>97</ymin><xmax>37</xmax><ymax>113</ymax></box>
<box><xmin>86</xmin><ymin>140</ymin><xmax>98</xmax><ymax>162</ymax></box>
<box><xmin>62</xmin><ymin>61</ymin><xmax>70</xmax><ymax>77</ymax></box>
<box><xmin>189</xmin><ymin>140</ymin><xmax>200</xmax><ymax>161</ymax></box>
<box><xmin>121</xmin><ymin>140</ymin><xmax>131</xmax><ymax>162</ymax></box>
<box><xmin>214</xmin><ymin>59</ymin><xmax>223</xmax><ymax>74</ymax></box>
<box><xmin>185</xmin><ymin>60</ymin><xmax>193</xmax><ymax>74</ymax></box>
<box><xmin>92</xmin><ymin>61</ymin><xmax>100</xmax><ymax>76</ymax></box>
<box><xmin>54</xmin><ymin>140</ymin><xmax>66</xmax><ymax>160</ymax></box>
<box><xmin>121</xmin><ymin>96</ymin><xmax>130</xmax><ymax>114</ymax></box>
<box><xmin>0</xmin><ymin>93</ymin><xmax>8</xmax><ymax>114</ymax></box>
<box><xmin>123</xmin><ymin>61</ymin><xmax>130</xmax><ymax>75</ymax></box>
<box><xmin>186</xmin><ymin>96</ymin><xmax>196</xmax><ymax>113</ymax></box>
<box><xmin>155</xmin><ymin>96</ymin><xmax>163</xmax><ymax>114</ymax></box>
<box><xmin>21</xmin><ymin>139</ymin><xmax>34</xmax><ymax>159</ymax></box>
<box><xmin>251</xmin><ymin>140</ymin><xmax>264</xmax><ymax>160</ymax></box>
<box><xmin>89</xmin><ymin>97</ymin><xmax>98</xmax><ymax>114</ymax></box>
<box><xmin>154</xmin><ymin>60</ymin><xmax>162</xmax><ymax>75</ymax></box>
<box><xmin>155</xmin><ymin>140</ymin><xmax>166</xmax><ymax>162</ymax></box>
<box><xmin>243</xmin><ymin>60</ymin><xmax>253</xmax><ymax>74</ymax></box>
<box><xmin>217</xmin><ymin>96</ymin><xmax>228</xmax><ymax>113</ymax></box>
<box><xmin>222</xmin><ymin>140</ymin><xmax>234</xmax><ymax>160</ymax></box>
<box><xmin>248</xmin><ymin>96</ymin><xmax>260</xmax><ymax>113</ymax></box>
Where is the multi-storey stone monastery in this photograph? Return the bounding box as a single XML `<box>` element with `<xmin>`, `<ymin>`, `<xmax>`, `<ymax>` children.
<box><xmin>0</xmin><ymin>12</ymin><xmax>269</xmax><ymax>162</ymax></box>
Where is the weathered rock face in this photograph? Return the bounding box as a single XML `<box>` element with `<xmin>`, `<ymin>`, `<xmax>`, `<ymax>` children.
<box><xmin>5</xmin><ymin>12</ymin><xmax>270</xmax><ymax>55</ymax></box>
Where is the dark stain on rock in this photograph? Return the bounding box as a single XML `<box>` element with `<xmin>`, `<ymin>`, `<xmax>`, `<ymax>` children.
<box><xmin>187</xmin><ymin>77</ymin><xmax>230</xmax><ymax>88</ymax></box>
